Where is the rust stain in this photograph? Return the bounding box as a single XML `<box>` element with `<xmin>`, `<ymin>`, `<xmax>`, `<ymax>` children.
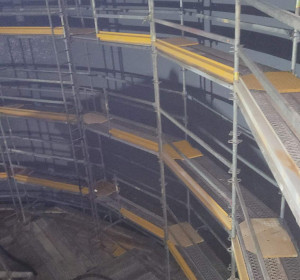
<box><xmin>276</xmin><ymin>150</ymin><xmax>300</xmax><ymax>177</ymax></box>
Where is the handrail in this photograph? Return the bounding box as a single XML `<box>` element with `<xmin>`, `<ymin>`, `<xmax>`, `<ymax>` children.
<box><xmin>242</xmin><ymin>0</ymin><xmax>300</xmax><ymax>31</ymax></box>
<box><xmin>154</xmin><ymin>18</ymin><xmax>234</xmax><ymax>45</ymax></box>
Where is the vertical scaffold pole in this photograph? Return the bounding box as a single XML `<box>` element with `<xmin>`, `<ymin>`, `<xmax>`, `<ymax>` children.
<box><xmin>0</xmin><ymin>117</ymin><xmax>26</xmax><ymax>223</ymax></box>
<box><xmin>291</xmin><ymin>0</ymin><xmax>299</xmax><ymax>74</ymax></box>
<box><xmin>179</xmin><ymin>0</ymin><xmax>191</xmax><ymax>224</ymax></box>
<box><xmin>148</xmin><ymin>1</ymin><xmax>170</xmax><ymax>279</ymax></box>
<box><xmin>230</xmin><ymin>0</ymin><xmax>241</xmax><ymax>279</ymax></box>
<box><xmin>91</xmin><ymin>0</ymin><xmax>99</xmax><ymax>34</ymax></box>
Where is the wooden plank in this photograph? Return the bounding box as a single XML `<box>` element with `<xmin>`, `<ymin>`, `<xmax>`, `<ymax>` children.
<box><xmin>240</xmin><ymin>218</ymin><xmax>298</xmax><ymax>258</ymax></box>
<box><xmin>232</xmin><ymin>237</ymin><xmax>250</xmax><ymax>280</ymax></box>
<box><xmin>167</xmin><ymin>241</ymin><xmax>197</xmax><ymax>280</ymax></box>
<box><xmin>168</xmin><ymin>222</ymin><xmax>204</xmax><ymax>247</ymax></box>
<box><xmin>242</xmin><ymin>71</ymin><xmax>300</xmax><ymax>93</ymax></box>
<box><xmin>83</xmin><ymin>112</ymin><xmax>108</xmax><ymax>124</ymax></box>
<box><xmin>161</xmin><ymin>37</ymin><xmax>198</xmax><ymax>47</ymax></box>
<box><xmin>120</xmin><ymin>208</ymin><xmax>165</xmax><ymax>239</ymax></box>
<box><xmin>162</xmin><ymin>151</ymin><xmax>232</xmax><ymax>231</ymax></box>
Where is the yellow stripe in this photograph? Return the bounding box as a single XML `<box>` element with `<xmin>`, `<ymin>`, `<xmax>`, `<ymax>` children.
<box><xmin>0</xmin><ymin>27</ymin><xmax>63</xmax><ymax>35</ymax></box>
<box><xmin>234</xmin><ymin>71</ymin><xmax>239</xmax><ymax>81</ymax></box>
<box><xmin>297</xmin><ymin>0</ymin><xmax>300</xmax><ymax>8</ymax></box>
<box><xmin>0</xmin><ymin>172</ymin><xmax>7</xmax><ymax>179</ymax></box>
<box><xmin>97</xmin><ymin>31</ymin><xmax>151</xmax><ymax>45</ymax></box>
<box><xmin>110</xmin><ymin>128</ymin><xmax>158</xmax><ymax>151</ymax></box>
<box><xmin>120</xmin><ymin>208</ymin><xmax>164</xmax><ymax>239</ymax></box>
<box><xmin>167</xmin><ymin>241</ymin><xmax>197</xmax><ymax>280</ymax></box>
<box><xmin>242</xmin><ymin>71</ymin><xmax>300</xmax><ymax>93</ymax></box>
<box><xmin>162</xmin><ymin>152</ymin><xmax>232</xmax><ymax>230</ymax></box>
<box><xmin>0</xmin><ymin>107</ymin><xmax>76</xmax><ymax>122</ymax></box>
<box><xmin>232</xmin><ymin>237</ymin><xmax>250</xmax><ymax>280</ymax></box>
<box><xmin>110</xmin><ymin>129</ymin><xmax>203</xmax><ymax>160</ymax></box>
<box><xmin>156</xmin><ymin>39</ymin><xmax>234</xmax><ymax>83</ymax></box>
<box><xmin>14</xmin><ymin>174</ymin><xmax>89</xmax><ymax>194</ymax></box>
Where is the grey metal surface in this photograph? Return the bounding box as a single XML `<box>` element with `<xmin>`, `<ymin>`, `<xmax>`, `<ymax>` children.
<box><xmin>281</xmin><ymin>257</ymin><xmax>300</xmax><ymax>280</ymax></box>
<box><xmin>181</xmin><ymin>244</ymin><xmax>224</xmax><ymax>280</ymax></box>
<box><xmin>252</xmin><ymin>91</ymin><xmax>300</xmax><ymax>168</ymax></box>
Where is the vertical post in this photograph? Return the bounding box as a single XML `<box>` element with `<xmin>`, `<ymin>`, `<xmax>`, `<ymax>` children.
<box><xmin>187</xmin><ymin>189</ymin><xmax>191</xmax><ymax>223</ymax></box>
<box><xmin>291</xmin><ymin>1</ymin><xmax>300</xmax><ymax>74</ymax></box>
<box><xmin>91</xmin><ymin>0</ymin><xmax>99</xmax><ymax>34</ymax></box>
<box><xmin>0</xmin><ymin>118</ymin><xmax>26</xmax><ymax>223</ymax></box>
<box><xmin>148</xmin><ymin>1</ymin><xmax>170</xmax><ymax>279</ymax></box>
<box><xmin>179</xmin><ymin>0</ymin><xmax>188</xmax><ymax>140</ymax></box>
<box><xmin>230</xmin><ymin>0</ymin><xmax>241</xmax><ymax>279</ymax></box>
<box><xmin>280</xmin><ymin>193</ymin><xmax>286</xmax><ymax>220</ymax></box>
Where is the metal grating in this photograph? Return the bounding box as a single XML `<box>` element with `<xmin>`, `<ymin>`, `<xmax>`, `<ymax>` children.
<box><xmin>281</xmin><ymin>257</ymin><xmax>300</xmax><ymax>280</ymax></box>
<box><xmin>264</xmin><ymin>258</ymin><xmax>288</xmax><ymax>280</ymax></box>
<box><xmin>182</xmin><ymin>244</ymin><xmax>224</xmax><ymax>280</ymax></box>
<box><xmin>252</xmin><ymin>91</ymin><xmax>300</xmax><ymax>167</ymax></box>
<box><xmin>247</xmin><ymin>251</ymin><xmax>264</xmax><ymax>280</ymax></box>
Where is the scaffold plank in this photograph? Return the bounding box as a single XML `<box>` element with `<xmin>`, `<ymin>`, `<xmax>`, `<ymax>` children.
<box><xmin>242</xmin><ymin>71</ymin><xmax>300</xmax><ymax>93</ymax></box>
<box><xmin>155</xmin><ymin>39</ymin><xmax>234</xmax><ymax>83</ymax></box>
<box><xmin>168</xmin><ymin>222</ymin><xmax>204</xmax><ymax>247</ymax></box>
<box><xmin>161</xmin><ymin>37</ymin><xmax>198</xmax><ymax>47</ymax></box>
<box><xmin>167</xmin><ymin>241</ymin><xmax>197</xmax><ymax>280</ymax></box>
<box><xmin>162</xmin><ymin>152</ymin><xmax>232</xmax><ymax>231</ymax></box>
<box><xmin>97</xmin><ymin>31</ymin><xmax>151</xmax><ymax>45</ymax></box>
<box><xmin>0</xmin><ymin>26</ymin><xmax>63</xmax><ymax>35</ymax></box>
<box><xmin>83</xmin><ymin>112</ymin><xmax>108</xmax><ymax>125</ymax></box>
<box><xmin>109</xmin><ymin>128</ymin><xmax>202</xmax><ymax>160</ymax></box>
<box><xmin>240</xmin><ymin>218</ymin><xmax>297</xmax><ymax>258</ymax></box>
<box><xmin>120</xmin><ymin>208</ymin><xmax>165</xmax><ymax>239</ymax></box>
<box><xmin>0</xmin><ymin>107</ymin><xmax>76</xmax><ymax>122</ymax></box>
<box><xmin>14</xmin><ymin>174</ymin><xmax>89</xmax><ymax>194</ymax></box>
<box><xmin>232</xmin><ymin>237</ymin><xmax>250</xmax><ymax>280</ymax></box>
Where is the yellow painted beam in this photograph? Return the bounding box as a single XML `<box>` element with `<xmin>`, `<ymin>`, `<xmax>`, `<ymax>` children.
<box><xmin>242</xmin><ymin>71</ymin><xmax>300</xmax><ymax>93</ymax></box>
<box><xmin>109</xmin><ymin>129</ymin><xmax>202</xmax><ymax>160</ymax></box>
<box><xmin>14</xmin><ymin>174</ymin><xmax>89</xmax><ymax>194</ymax></box>
<box><xmin>0</xmin><ymin>172</ymin><xmax>7</xmax><ymax>179</ymax></box>
<box><xmin>0</xmin><ymin>107</ymin><xmax>76</xmax><ymax>122</ymax></box>
<box><xmin>110</xmin><ymin>128</ymin><xmax>158</xmax><ymax>152</ymax></box>
<box><xmin>97</xmin><ymin>31</ymin><xmax>151</xmax><ymax>45</ymax></box>
<box><xmin>0</xmin><ymin>172</ymin><xmax>88</xmax><ymax>194</ymax></box>
<box><xmin>162</xmin><ymin>152</ymin><xmax>232</xmax><ymax>230</ymax></box>
<box><xmin>0</xmin><ymin>27</ymin><xmax>63</xmax><ymax>35</ymax></box>
<box><xmin>232</xmin><ymin>237</ymin><xmax>250</xmax><ymax>280</ymax></box>
<box><xmin>167</xmin><ymin>241</ymin><xmax>197</xmax><ymax>280</ymax></box>
<box><xmin>155</xmin><ymin>39</ymin><xmax>234</xmax><ymax>83</ymax></box>
<box><xmin>120</xmin><ymin>208</ymin><xmax>164</xmax><ymax>239</ymax></box>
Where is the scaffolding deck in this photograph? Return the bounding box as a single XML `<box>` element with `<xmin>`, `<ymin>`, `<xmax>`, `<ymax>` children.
<box><xmin>0</xmin><ymin>171</ymin><xmax>227</xmax><ymax>280</ymax></box>
<box><xmin>0</xmin><ymin>27</ymin><xmax>94</xmax><ymax>36</ymax></box>
<box><xmin>0</xmin><ymin>106</ymin><xmax>76</xmax><ymax>123</ymax></box>
<box><xmin>172</xmin><ymin>152</ymin><xmax>300</xmax><ymax>280</ymax></box>
<box><xmin>84</xmin><ymin>113</ymin><xmax>300</xmax><ymax>280</ymax></box>
<box><xmin>154</xmin><ymin>36</ymin><xmax>300</xmax><ymax>228</ymax></box>
<box><xmin>84</xmin><ymin>113</ymin><xmax>203</xmax><ymax>160</ymax></box>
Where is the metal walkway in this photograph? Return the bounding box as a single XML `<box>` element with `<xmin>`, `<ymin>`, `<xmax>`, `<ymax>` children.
<box><xmin>0</xmin><ymin>170</ymin><xmax>227</xmax><ymax>280</ymax></box>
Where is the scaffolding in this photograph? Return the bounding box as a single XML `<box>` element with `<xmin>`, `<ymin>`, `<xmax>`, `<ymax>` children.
<box><xmin>0</xmin><ymin>1</ymin><xmax>300</xmax><ymax>280</ymax></box>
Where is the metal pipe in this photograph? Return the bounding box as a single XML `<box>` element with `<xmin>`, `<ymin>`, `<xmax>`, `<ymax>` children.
<box><xmin>193</xmin><ymin>12</ymin><xmax>290</xmax><ymax>37</ymax></box>
<box><xmin>154</xmin><ymin>18</ymin><xmax>235</xmax><ymax>45</ymax></box>
<box><xmin>160</xmin><ymin>108</ymin><xmax>232</xmax><ymax>168</ymax></box>
<box><xmin>235</xmin><ymin>180</ymin><xmax>270</xmax><ymax>279</ymax></box>
<box><xmin>242</xmin><ymin>0</ymin><xmax>300</xmax><ymax>31</ymax></box>
<box><xmin>0</xmin><ymin>118</ymin><xmax>26</xmax><ymax>222</ymax></box>
<box><xmin>148</xmin><ymin>1</ymin><xmax>170</xmax><ymax>278</ymax></box>
<box><xmin>91</xmin><ymin>0</ymin><xmax>99</xmax><ymax>34</ymax></box>
<box><xmin>239</xmin><ymin>48</ymin><xmax>300</xmax><ymax>140</ymax></box>
<box><xmin>291</xmin><ymin>1</ymin><xmax>300</xmax><ymax>74</ymax></box>
<box><xmin>230</xmin><ymin>1</ymin><xmax>241</xmax><ymax>277</ymax></box>
<box><xmin>280</xmin><ymin>193</ymin><xmax>286</xmax><ymax>220</ymax></box>
<box><xmin>197</xmin><ymin>126</ymin><xmax>277</xmax><ymax>187</ymax></box>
